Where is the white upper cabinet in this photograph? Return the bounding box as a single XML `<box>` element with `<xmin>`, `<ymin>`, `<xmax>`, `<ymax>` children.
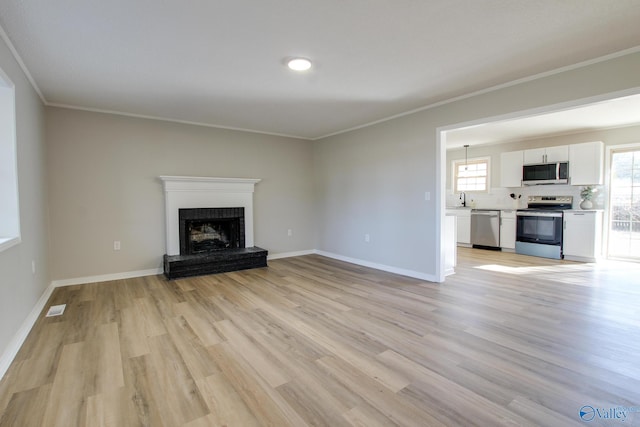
<box><xmin>569</xmin><ymin>141</ymin><xmax>604</xmax><ymax>185</ymax></box>
<box><xmin>523</xmin><ymin>148</ymin><xmax>545</xmax><ymax>164</ymax></box>
<box><xmin>544</xmin><ymin>145</ymin><xmax>569</xmax><ymax>163</ymax></box>
<box><xmin>500</xmin><ymin>150</ymin><xmax>523</xmax><ymax>187</ymax></box>
<box><xmin>523</xmin><ymin>145</ymin><xmax>568</xmax><ymax>164</ymax></box>
<box><xmin>497</xmin><ymin>142</ymin><xmax>602</xmax><ymax>186</ymax></box>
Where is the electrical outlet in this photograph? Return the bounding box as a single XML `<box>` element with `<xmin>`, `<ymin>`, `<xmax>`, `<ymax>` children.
<box><xmin>287</xmin><ymin>229</ymin><xmax>293</xmax><ymax>237</ymax></box>
<box><xmin>31</xmin><ymin>260</ymin><xmax>36</xmax><ymax>275</ymax></box>
<box><xmin>364</xmin><ymin>234</ymin><xmax>370</xmax><ymax>243</ymax></box>
<box><xmin>113</xmin><ymin>240</ymin><xmax>121</xmax><ymax>251</ymax></box>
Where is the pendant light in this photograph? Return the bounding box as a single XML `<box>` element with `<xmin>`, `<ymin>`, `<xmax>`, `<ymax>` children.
<box><xmin>464</xmin><ymin>144</ymin><xmax>469</xmax><ymax>170</ymax></box>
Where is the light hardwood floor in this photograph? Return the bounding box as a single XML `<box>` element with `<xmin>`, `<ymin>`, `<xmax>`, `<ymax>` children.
<box><xmin>1</xmin><ymin>248</ymin><xmax>640</xmax><ymax>426</ymax></box>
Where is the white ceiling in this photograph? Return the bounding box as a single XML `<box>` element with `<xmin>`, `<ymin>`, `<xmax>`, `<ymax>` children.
<box><xmin>0</xmin><ymin>1</ymin><xmax>639</xmax><ymax>140</ymax></box>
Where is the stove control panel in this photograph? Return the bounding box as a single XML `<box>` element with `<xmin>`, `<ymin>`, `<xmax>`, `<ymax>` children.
<box><xmin>527</xmin><ymin>195</ymin><xmax>573</xmax><ymax>204</ymax></box>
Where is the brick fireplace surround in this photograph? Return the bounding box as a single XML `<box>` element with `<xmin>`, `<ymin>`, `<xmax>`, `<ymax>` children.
<box><xmin>159</xmin><ymin>176</ymin><xmax>267</xmax><ymax>279</ymax></box>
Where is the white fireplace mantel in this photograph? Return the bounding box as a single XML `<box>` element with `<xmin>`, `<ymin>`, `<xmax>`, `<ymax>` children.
<box><xmin>159</xmin><ymin>176</ymin><xmax>261</xmax><ymax>255</ymax></box>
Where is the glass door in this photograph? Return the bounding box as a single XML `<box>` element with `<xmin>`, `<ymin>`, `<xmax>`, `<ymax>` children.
<box><xmin>608</xmin><ymin>148</ymin><xmax>640</xmax><ymax>260</ymax></box>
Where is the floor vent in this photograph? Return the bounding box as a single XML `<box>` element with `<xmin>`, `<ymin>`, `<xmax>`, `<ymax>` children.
<box><xmin>46</xmin><ymin>304</ymin><xmax>66</xmax><ymax>317</ymax></box>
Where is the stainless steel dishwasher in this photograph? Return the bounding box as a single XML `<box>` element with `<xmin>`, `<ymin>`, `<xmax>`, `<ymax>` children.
<box><xmin>470</xmin><ymin>209</ymin><xmax>501</xmax><ymax>249</ymax></box>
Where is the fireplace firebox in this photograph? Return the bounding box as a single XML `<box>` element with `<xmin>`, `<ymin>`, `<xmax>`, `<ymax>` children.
<box><xmin>179</xmin><ymin>207</ymin><xmax>245</xmax><ymax>255</ymax></box>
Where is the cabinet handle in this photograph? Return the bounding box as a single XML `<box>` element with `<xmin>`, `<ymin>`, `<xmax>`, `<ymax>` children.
<box><xmin>563</xmin><ymin>220</ymin><xmax>566</xmax><ymax>230</ymax></box>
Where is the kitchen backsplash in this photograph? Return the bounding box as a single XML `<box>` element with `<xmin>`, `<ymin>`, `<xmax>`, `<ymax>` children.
<box><xmin>447</xmin><ymin>184</ymin><xmax>605</xmax><ymax>210</ymax></box>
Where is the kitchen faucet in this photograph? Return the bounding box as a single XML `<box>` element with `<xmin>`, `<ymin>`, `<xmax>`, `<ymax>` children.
<box><xmin>459</xmin><ymin>192</ymin><xmax>466</xmax><ymax>207</ymax></box>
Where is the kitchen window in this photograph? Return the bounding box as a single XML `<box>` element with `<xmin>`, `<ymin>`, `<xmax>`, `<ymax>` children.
<box><xmin>453</xmin><ymin>157</ymin><xmax>490</xmax><ymax>193</ymax></box>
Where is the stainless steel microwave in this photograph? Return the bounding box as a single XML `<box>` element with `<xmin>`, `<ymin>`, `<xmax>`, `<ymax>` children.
<box><xmin>522</xmin><ymin>162</ymin><xmax>569</xmax><ymax>185</ymax></box>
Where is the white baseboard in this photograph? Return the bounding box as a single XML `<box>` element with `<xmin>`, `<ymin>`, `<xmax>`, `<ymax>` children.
<box><xmin>315</xmin><ymin>250</ymin><xmax>437</xmax><ymax>282</ymax></box>
<box><xmin>51</xmin><ymin>268</ymin><xmax>163</xmax><ymax>288</ymax></box>
<box><xmin>270</xmin><ymin>249</ymin><xmax>438</xmax><ymax>282</ymax></box>
<box><xmin>267</xmin><ymin>249</ymin><xmax>316</xmax><ymax>260</ymax></box>
<box><xmin>0</xmin><ymin>282</ymin><xmax>55</xmax><ymax>380</ymax></box>
<box><xmin>50</xmin><ymin>251</ymin><xmax>433</xmax><ymax>286</ymax></box>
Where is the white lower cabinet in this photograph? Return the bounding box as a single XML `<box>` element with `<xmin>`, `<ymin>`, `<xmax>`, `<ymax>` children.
<box><xmin>500</xmin><ymin>210</ymin><xmax>516</xmax><ymax>250</ymax></box>
<box><xmin>444</xmin><ymin>214</ymin><xmax>457</xmax><ymax>274</ymax></box>
<box><xmin>563</xmin><ymin>211</ymin><xmax>603</xmax><ymax>262</ymax></box>
<box><xmin>446</xmin><ymin>208</ymin><xmax>471</xmax><ymax>245</ymax></box>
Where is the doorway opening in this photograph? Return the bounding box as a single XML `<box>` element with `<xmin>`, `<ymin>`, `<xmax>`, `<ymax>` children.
<box><xmin>608</xmin><ymin>146</ymin><xmax>640</xmax><ymax>261</ymax></box>
<box><xmin>437</xmin><ymin>90</ymin><xmax>640</xmax><ymax>280</ymax></box>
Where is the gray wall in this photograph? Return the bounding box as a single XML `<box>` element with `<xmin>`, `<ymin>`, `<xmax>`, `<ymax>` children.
<box><xmin>314</xmin><ymin>112</ymin><xmax>438</xmax><ymax>274</ymax></box>
<box><xmin>314</xmin><ymin>52</ymin><xmax>640</xmax><ymax>277</ymax></box>
<box><xmin>46</xmin><ymin>108</ymin><xmax>316</xmax><ymax>281</ymax></box>
<box><xmin>0</xmin><ymin>37</ymin><xmax>48</xmax><ymax>355</ymax></box>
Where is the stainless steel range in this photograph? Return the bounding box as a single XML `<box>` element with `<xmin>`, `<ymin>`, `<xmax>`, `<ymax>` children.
<box><xmin>516</xmin><ymin>196</ymin><xmax>573</xmax><ymax>259</ymax></box>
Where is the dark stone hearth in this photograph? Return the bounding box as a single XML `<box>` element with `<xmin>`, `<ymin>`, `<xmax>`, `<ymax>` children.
<box><xmin>166</xmin><ymin>206</ymin><xmax>266</xmax><ymax>278</ymax></box>
<box><xmin>163</xmin><ymin>247</ymin><xmax>268</xmax><ymax>279</ymax></box>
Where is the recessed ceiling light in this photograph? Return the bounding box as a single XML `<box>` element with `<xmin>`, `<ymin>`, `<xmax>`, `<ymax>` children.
<box><xmin>287</xmin><ymin>57</ymin><xmax>312</xmax><ymax>71</ymax></box>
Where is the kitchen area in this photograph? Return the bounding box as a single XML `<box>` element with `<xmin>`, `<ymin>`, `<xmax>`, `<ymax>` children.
<box><xmin>446</xmin><ymin>141</ymin><xmax>605</xmax><ymax>263</ymax></box>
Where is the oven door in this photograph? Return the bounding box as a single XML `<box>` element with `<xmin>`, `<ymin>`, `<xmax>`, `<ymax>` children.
<box><xmin>516</xmin><ymin>211</ymin><xmax>563</xmax><ymax>245</ymax></box>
